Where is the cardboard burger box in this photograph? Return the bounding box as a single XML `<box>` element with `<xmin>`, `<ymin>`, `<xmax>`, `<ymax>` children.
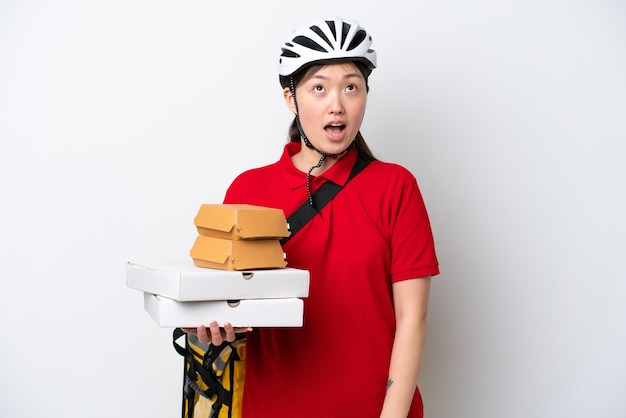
<box><xmin>143</xmin><ymin>293</ymin><xmax>304</xmax><ymax>328</ymax></box>
<box><xmin>190</xmin><ymin>235</ymin><xmax>287</xmax><ymax>271</ymax></box>
<box><xmin>194</xmin><ymin>204</ymin><xmax>291</xmax><ymax>240</ymax></box>
<box><xmin>126</xmin><ymin>260</ymin><xmax>310</xmax><ymax>301</ymax></box>
<box><xmin>190</xmin><ymin>204</ymin><xmax>291</xmax><ymax>271</ymax></box>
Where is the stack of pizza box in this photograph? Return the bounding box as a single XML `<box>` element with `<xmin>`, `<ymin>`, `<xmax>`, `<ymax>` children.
<box><xmin>126</xmin><ymin>204</ymin><xmax>309</xmax><ymax>328</ymax></box>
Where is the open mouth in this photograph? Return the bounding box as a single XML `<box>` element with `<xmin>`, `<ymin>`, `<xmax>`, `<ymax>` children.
<box><xmin>324</xmin><ymin>123</ymin><xmax>346</xmax><ymax>135</ymax></box>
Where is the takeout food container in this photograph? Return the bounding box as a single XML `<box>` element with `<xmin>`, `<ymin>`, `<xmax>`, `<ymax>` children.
<box><xmin>143</xmin><ymin>293</ymin><xmax>304</xmax><ymax>328</ymax></box>
<box><xmin>190</xmin><ymin>235</ymin><xmax>287</xmax><ymax>271</ymax></box>
<box><xmin>194</xmin><ymin>204</ymin><xmax>290</xmax><ymax>240</ymax></box>
<box><xmin>126</xmin><ymin>260</ymin><xmax>309</xmax><ymax>301</ymax></box>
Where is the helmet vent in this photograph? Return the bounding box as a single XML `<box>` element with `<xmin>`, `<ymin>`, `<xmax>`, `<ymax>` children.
<box><xmin>280</xmin><ymin>48</ymin><xmax>300</xmax><ymax>58</ymax></box>
<box><xmin>326</xmin><ymin>20</ymin><xmax>337</xmax><ymax>40</ymax></box>
<box><xmin>293</xmin><ymin>35</ymin><xmax>327</xmax><ymax>52</ymax></box>
<box><xmin>310</xmin><ymin>25</ymin><xmax>334</xmax><ymax>50</ymax></box>
<box><xmin>347</xmin><ymin>29</ymin><xmax>367</xmax><ymax>51</ymax></box>
<box><xmin>340</xmin><ymin>22</ymin><xmax>351</xmax><ymax>48</ymax></box>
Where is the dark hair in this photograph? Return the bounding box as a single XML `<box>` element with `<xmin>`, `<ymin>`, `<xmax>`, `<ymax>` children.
<box><xmin>280</xmin><ymin>61</ymin><xmax>376</xmax><ymax>162</ymax></box>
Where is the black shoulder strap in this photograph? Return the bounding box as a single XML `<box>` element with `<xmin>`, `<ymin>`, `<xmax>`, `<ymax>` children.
<box><xmin>280</xmin><ymin>156</ymin><xmax>370</xmax><ymax>246</ymax></box>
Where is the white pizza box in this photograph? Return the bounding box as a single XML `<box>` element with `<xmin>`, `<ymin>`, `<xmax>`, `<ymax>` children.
<box><xmin>143</xmin><ymin>293</ymin><xmax>304</xmax><ymax>328</ymax></box>
<box><xmin>126</xmin><ymin>260</ymin><xmax>309</xmax><ymax>301</ymax></box>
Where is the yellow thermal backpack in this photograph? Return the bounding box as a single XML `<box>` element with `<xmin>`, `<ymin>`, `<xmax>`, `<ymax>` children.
<box><xmin>173</xmin><ymin>328</ymin><xmax>246</xmax><ymax>418</ymax></box>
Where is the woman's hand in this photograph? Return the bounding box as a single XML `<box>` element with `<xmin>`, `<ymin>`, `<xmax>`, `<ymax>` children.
<box><xmin>182</xmin><ymin>321</ymin><xmax>251</xmax><ymax>345</ymax></box>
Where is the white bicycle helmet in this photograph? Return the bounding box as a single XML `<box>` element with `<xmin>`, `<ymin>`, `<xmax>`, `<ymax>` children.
<box><xmin>278</xmin><ymin>17</ymin><xmax>377</xmax><ymax>77</ymax></box>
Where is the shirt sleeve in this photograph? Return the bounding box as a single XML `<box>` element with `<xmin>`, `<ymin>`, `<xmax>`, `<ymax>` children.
<box><xmin>388</xmin><ymin>169</ymin><xmax>439</xmax><ymax>282</ymax></box>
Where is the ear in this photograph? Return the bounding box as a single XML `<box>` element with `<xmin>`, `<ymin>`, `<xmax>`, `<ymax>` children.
<box><xmin>283</xmin><ymin>87</ymin><xmax>297</xmax><ymax>114</ymax></box>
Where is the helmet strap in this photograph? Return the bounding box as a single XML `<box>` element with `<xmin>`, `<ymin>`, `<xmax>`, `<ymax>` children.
<box><xmin>305</xmin><ymin>154</ymin><xmax>327</xmax><ymax>208</ymax></box>
<box><xmin>289</xmin><ymin>76</ymin><xmax>356</xmax><ymax>207</ymax></box>
<box><xmin>290</xmin><ymin>77</ymin><xmax>317</xmax><ymax>153</ymax></box>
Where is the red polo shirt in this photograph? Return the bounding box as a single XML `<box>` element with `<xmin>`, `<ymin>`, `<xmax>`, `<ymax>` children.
<box><xmin>224</xmin><ymin>142</ymin><xmax>439</xmax><ymax>418</ymax></box>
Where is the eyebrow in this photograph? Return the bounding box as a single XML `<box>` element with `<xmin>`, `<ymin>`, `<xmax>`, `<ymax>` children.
<box><xmin>310</xmin><ymin>72</ymin><xmax>363</xmax><ymax>81</ymax></box>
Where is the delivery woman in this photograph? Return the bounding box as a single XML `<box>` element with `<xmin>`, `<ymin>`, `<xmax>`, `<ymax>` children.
<box><xmin>191</xmin><ymin>17</ymin><xmax>439</xmax><ymax>418</ymax></box>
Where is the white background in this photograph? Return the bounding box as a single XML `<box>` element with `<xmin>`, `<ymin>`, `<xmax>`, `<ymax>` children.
<box><xmin>1</xmin><ymin>1</ymin><xmax>625</xmax><ymax>417</ymax></box>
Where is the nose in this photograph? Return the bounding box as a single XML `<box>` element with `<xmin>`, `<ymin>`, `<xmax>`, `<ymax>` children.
<box><xmin>328</xmin><ymin>92</ymin><xmax>344</xmax><ymax>114</ymax></box>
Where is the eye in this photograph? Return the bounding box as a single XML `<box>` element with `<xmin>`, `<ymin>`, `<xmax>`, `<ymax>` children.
<box><xmin>346</xmin><ymin>84</ymin><xmax>356</xmax><ymax>92</ymax></box>
<box><xmin>314</xmin><ymin>85</ymin><xmax>324</xmax><ymax>92</ymax></box>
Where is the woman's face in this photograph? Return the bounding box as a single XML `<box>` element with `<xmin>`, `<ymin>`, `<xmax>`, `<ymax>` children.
<box><xmin>284</xmin><ymin>63</ymin><xmax>367</xmax><ymax>156</ymax></box>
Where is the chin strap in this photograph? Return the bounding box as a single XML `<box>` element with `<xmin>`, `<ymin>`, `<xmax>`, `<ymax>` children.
<box><xmin>289</xmin><ymin>76</ymin><xmax>356</xmax><ymax>208</ymax></box>
<box><xmin>305</xmin><ymin>154</ymin><xmax>327</xmax><ymax>208</ymax></box>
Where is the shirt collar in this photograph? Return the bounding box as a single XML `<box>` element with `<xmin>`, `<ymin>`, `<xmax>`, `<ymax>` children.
<box><xmin>281</xmin><ymin>142</ymin><xmax>358</xmax><ymax>190</ymax></box>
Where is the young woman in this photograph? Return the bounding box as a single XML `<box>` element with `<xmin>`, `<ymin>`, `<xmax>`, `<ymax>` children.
<box><xmin>192</xmin><ymin>17</ymin><xmax>439</xmax><ymax>418</ymax></box>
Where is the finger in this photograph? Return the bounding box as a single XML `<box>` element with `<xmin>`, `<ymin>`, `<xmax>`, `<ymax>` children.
<box><xmin>223</xmin><ymin>322</ymin><xmax>235</xmax><ymax>342</ymax></box>
<box><xmin>197</xmin><ymin>325</ymin><xmax>210</xmax><ymax>344</ymax></box>
<box><xmin>208</xmin><ymin>321</ymin><xmax>223</xmax><ymax>346</ymax></box>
